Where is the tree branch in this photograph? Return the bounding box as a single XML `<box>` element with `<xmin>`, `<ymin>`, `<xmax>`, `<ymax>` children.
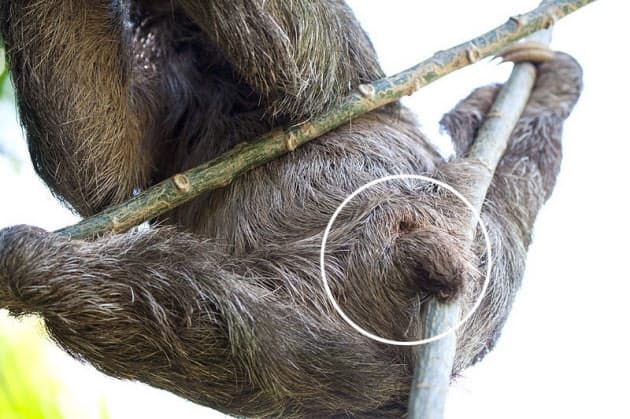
<box><xmin>2</xmin><ymin>0</ymin><xmax>592</xmax><ymax>415</ymax></box>
<box><xmin>54</xmin><ymin>0</ymin><xmax>595</xmax><ymax>239</ymax></box>
<box><xmin>407</xmin><ymin>5</ymin><xmax>557</xmax><ymax>418</ymax></box>
<box><xmin>407</xmin><ymin>60</ymin><xmax>538</xmax><ymax>419</ymax></box>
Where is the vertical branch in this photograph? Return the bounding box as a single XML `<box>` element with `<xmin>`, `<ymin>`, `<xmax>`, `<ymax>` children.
<box><xmin>407</xmin><ymin>3</ymin><xmax>556</xmax><ymax>417</ymax></box>
<box><xmin>408</xmin><ymin>301</ymin><xmax>459</xmax><ymax>417</ymax></box>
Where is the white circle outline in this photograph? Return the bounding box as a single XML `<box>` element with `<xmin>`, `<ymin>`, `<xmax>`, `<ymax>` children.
<box><xmin>319</xmin><ymin>174</ymin><xmax>492</xmax><ymax>346</ymax></box>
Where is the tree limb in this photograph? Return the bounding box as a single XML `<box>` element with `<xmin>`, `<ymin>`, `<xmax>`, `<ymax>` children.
<box><xmin>407</xmin><ymin>5</ymin><xmax>557</xmax><ymax>419</ymax></box>
<box><xmin>53</xmin><ymin>0</ymin><xmax>595</xmax><ymax>239</ymax></box>
<box><xmin>2</xmin><ymin>0</ymin><xmax>592</xmax><ymax>415</ymax></box>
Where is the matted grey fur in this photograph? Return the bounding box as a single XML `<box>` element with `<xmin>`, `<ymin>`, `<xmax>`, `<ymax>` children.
<box><xmin>0</xmin><ymin>1</ymin><xmax>582</xmax><ymax>417</ymax></box>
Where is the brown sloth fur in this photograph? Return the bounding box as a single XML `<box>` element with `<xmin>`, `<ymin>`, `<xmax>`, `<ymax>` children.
<box><xmin>0</xmin><ymin>1</ymin><xmax>582</xmax><ymax>417</ymax></box>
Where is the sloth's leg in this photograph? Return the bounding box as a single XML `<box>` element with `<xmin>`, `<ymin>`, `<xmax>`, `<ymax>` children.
<box><xmin>440</xmin><ymin>52</ymin><xmax>583</xmax><ymax>367</ymax></box>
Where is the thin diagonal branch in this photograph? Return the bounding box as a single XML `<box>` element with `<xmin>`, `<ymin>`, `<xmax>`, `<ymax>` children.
<box><xmin>54</xmin><ymin>0</ymin><xmax>595</xmax><ymax>239</ymax></box>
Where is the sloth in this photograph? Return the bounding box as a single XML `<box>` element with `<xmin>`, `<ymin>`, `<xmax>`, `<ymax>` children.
<box><xmin>0</xmin><ymin>1</ymin><xmax>582</xmax><ymax>417</ymax></box>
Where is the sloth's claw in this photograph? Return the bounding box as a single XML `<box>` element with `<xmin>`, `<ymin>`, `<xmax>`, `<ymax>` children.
<box><xmin>496</xmin><ymin>41</ymin><xmax>556</xmax><ymax>64</ymax></box>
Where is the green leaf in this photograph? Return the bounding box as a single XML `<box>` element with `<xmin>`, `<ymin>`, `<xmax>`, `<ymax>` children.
<box><xmin>0</xmin><ymin>47</ymin><xmax>8</xmax><ymax>98</ymax></box>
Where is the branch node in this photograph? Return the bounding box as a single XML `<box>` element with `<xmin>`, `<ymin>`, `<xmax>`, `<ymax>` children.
<box><xmin>466</xmin><ymin>46</ymin><xmax>481</xmax><ymax>64</ymax></box>
<box><xmin>173</xmin><ymin>174</ymin><xmax>191</xmax><ymax>193</ymax></box>
<box><xmin>110</xmin><ymin>217</ymin><xmax>123</xmax><ymax>233</ymax></box>
<box><xmin>544</xmin><ymin>13</ymin><xmax>558</xmax><ymax>28</ymax></box>
<box><xmin>509</xmin><ymin>15</ymin><xmax>526</xmax><ymax>29</ymax></box>
<box><xmin>358</xmin><ymin>83</ymin><xmax>376</xmax><ymax>99</ymax></box>
<box><xmin>285</xmin><ymin>132</ymin><xmax>299</xmax><ymax>151</ymax></box>
<box><xmin>486</xmin><ymin>111</ymin><xmax>503</xmax><ymax>118</ymax></box>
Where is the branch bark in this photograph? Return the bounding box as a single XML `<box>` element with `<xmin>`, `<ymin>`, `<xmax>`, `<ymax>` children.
<box><xmin>407</xmin><ymin>6</ymin><xmax>557</xmax><ymax>419</ymax></box>
<box><xmin>3</xmin><ymin>0</ymin><xmax>591</xmax><ymax>415</ymax></box>
<box><xmin>54</xmin><ymin>0</ymin><xmax>595</xmax><ymax>239</ymax></box>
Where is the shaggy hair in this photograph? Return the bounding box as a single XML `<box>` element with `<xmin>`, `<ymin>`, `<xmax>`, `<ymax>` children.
<box><xmin>0</xmin><ymin>0</ymin><xmax>582</xmax><ymax>417</ymax></box>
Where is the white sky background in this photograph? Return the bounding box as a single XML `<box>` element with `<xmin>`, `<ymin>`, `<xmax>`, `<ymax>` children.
<box><xmin>0</xmin><ymin>1</ymin><xmax>628</xmax><ymax>418</ymax></box>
